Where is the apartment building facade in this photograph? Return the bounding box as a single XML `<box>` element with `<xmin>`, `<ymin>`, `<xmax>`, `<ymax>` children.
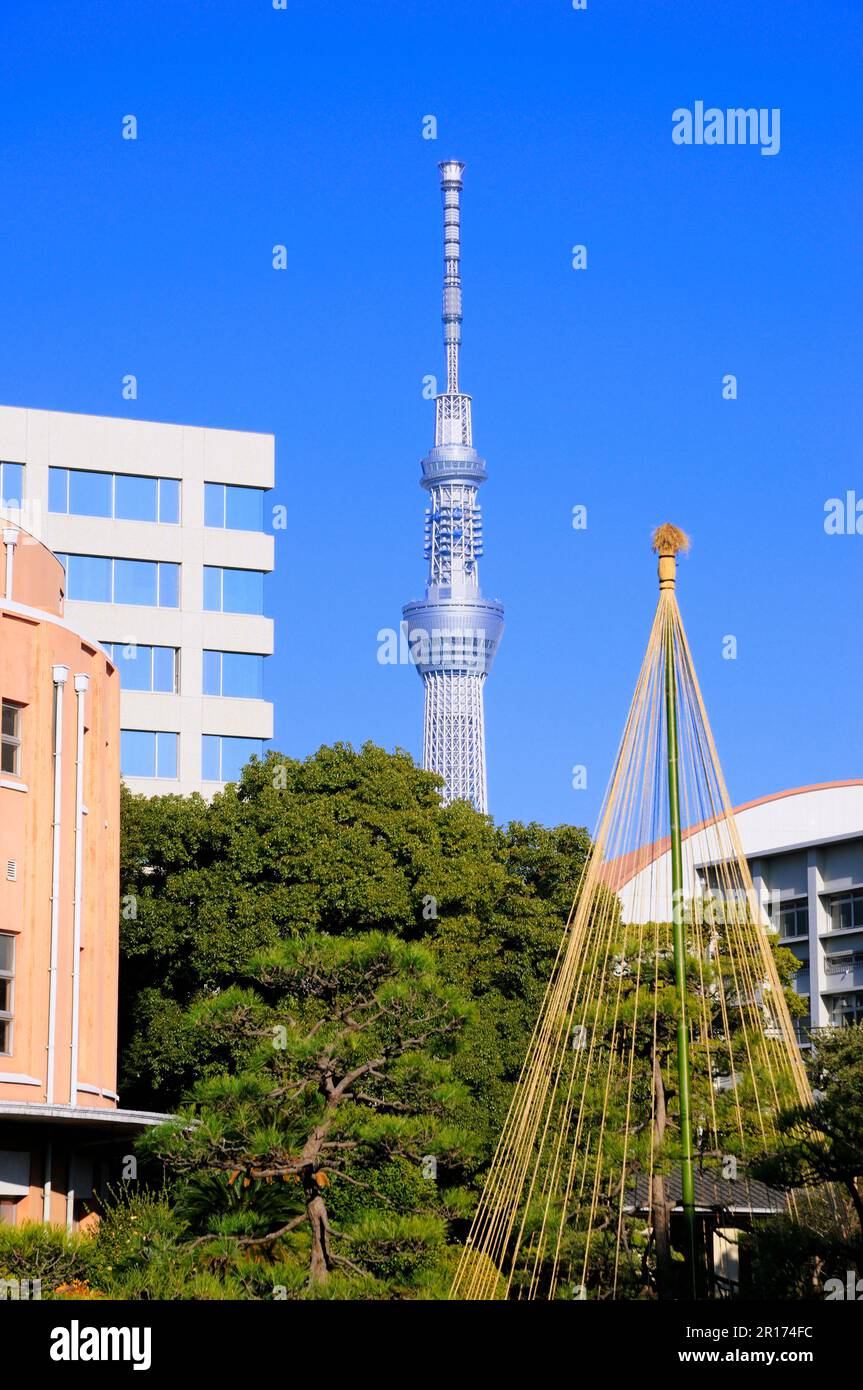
<box><xmin>0</xmin><ymin>406</ymin><xmax>274</xmax><ymax>795</ymax></box>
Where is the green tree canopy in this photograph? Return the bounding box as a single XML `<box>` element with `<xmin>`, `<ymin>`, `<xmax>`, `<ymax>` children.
<box><xmin>119</xmin><ymin>742</ymin><xmax>591</xmax><ymax>1162</ymax></box>
<box><xmin>753</xmin><ymin>1023</ymin><xmax>863</xmax><ymax>1241</ymax></box>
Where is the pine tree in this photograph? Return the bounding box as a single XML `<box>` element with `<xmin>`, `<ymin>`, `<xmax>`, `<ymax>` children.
<box><xmin>140</xmin><ymin>932</ymin><xmax>477</xmax><ymax>1296</ymax></box>
<box><xmin>754</xmin><ymin>1023</ymin><xmax>863</xmax><ymax>1243</ymax></box>
<box><xmin>504</xmin><ymin>909</ymin><xmax>804</xmax><ymax>1300</ymax></box>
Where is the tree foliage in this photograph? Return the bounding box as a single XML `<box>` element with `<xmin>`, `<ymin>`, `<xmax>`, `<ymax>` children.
<box><xmin>138</xmin><ymin>932</ymin><xmax>475</xmax><ymax>1295</ymax></box>
<box><xmin>753</xmin><ymin>1023</ymin><xmax>863</xmax><ymax>1244</ymax></box>
<box><xmin>119</xmin><ymin>743</ymin><xmax>590</xmax><ymax>1154</ymax></box>
<box><xmin>110</xmin><ymin>743</ymin><xmax>593</xmax><ymax>1295</ymax></box>
<box><xmin>505</xmin><ymin>916</ymin><xmax>804</xmax><ymax>1299</ymax></box>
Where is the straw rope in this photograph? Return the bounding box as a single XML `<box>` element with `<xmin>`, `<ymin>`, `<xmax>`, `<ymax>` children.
<box><xmin>451</xmin><ymin>530</ymin><xmax>831</xmax><ymax>1301</ymax></box>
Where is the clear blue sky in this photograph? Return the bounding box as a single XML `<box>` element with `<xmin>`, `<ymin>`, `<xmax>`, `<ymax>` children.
<box><xmin>1</xmin><ymin>0</ymin><xmax>861</xmax><ymax>829</ymax></box>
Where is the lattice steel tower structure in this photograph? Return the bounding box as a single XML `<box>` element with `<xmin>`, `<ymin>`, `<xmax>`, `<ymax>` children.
<box><xmin>403</xmin><ymin>161</ymin><xmax>504</xmax><ymax>813</ymax></box>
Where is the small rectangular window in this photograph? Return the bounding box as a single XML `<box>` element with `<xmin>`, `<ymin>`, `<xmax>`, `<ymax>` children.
<box><xmin>221</xmin><ymin>735</ymin><xmax>263</xmax><ymax>781</ymax></box>
<box><xmin>120</xmin><ymin>729</ymin><xmax>155</xmax><ymax>779</ymax></box>
<box><xmin>222</xmin><ymin>568</ymin><xmax>264</xmax><ymax>615</ymax></box>
<box><xmin>828</xmin><ymin>990</ymin><xmax>863</xmax><ymax>1026</ymax></box>
<box><xmin>0</xmin><ymin>462</ymin><xmax>23</xmax><ymax>510</ymax></box>
<box><xmin>69</xmin><ymin>469</ymin><xmax>112</xmax><ymax>519</ymax></box>
<box><xmin>114</xmin><ymin>474</ymin><xmax>157</xmax><ymax>523</ymax></box>
<box><xmin>1</xmin><ymin>702</ymin><xmax>22</xmax><ymax>776</ymax></box>
<box><xmin>156</xmin><ymin>731</ymin><xmax>178</xmax><ymax>779</ymax></box>
<box><xmin>152</xmin><ymin>646</ymin><xmax>177</xmax><ymax>693</ymax></box>
<box><xmin>204</xmin><ymin>482</ymin><xmax>225</xmax><ymax>528</ymax></box>
<box><xmin>104</xmin><ymin>643</ymin><xmax>147</xmax><ymax>692</ymax></box>
<box><xmin>158</xmin><ymin>562</ymin><xmax>179</xmax><ymax>608</ymax></box>
<box><xmin>831</xmin><ymin>895</ymin><xmax>856</xmax><ymax>932</ymax></box>
<box><xmin>203</xmin><ymin>567</ymin><xmax>264</xmax><ymax>615</ymax></box>
<box><xmin>202</xmin><ymin>651</ymin><xmax>264</xmax><ymax>699</ymax></box>
<box><xmin>114</xmin><ymin>559</ymin><xmax>157</xmax><ymax>606</ymax></box>
<box><xmin>202</xmin><ymin>733</ymin><xmax>221</xmax><ymax>781</ymax></box>
<box><xmin>158</xmin><ymin>478</ymin><xmax>180</xmax><ymax>525</ymax></box>
<box><xmin>205</xmin><ymin>482</ymin><xmax>265</xmax><ymax>532</ymax></box>
<box><xmin>202</xmin><ymin>650</ymin><xmax>221</xmax><ymax>696</ymax></box>
<box><xmin>48</xmin><ymin>467</ymin><xmax>69</xmax><ymax>513</ymax></box>
<box><xmin>103</xmin><ymin>643</ymin><xmax>177</xmax><ymax>694</ymax></box>
<box><xmin>202</xmin><ymin>734</ymin><xmax>264</xmax><ymax>783</ymax></box>
<box><xmin>775</xmin><ymin>898</ymin><xmax>809</xmax><ymax>940</ymax></box>
<box><xmin>203</xmin><ymin>566</ymin><xmax>222</xmax><ymax>612</ymax></box>
<box><xmin>66</xmin><ymin>554</ymin><xmax>112</xmax><ymax>603</ymax></box>
<box><xmin>222</xmin><ymin>652</ymin><xmax>264</xmax><ymax>699</ymax></box>
<box><xmin>121</xmin><ymin>729</ymin><xmax>178</xmax><ymax>780</ymax></box>
<box><xmin>0</xmin><ymin>933</ymin><xmax>14</xmax><ymax>1055</ymax></box>
<box><xmin>225</xmin><ymin>485</ymin><xmax>264</xmax><ymax>532</ymax></box>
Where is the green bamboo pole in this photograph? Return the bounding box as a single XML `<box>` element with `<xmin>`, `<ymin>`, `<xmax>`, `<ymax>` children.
<box><xmin>659</xmin><ymin>536</ymin><xmax>698</xmax><ymax>1300</ymax></box>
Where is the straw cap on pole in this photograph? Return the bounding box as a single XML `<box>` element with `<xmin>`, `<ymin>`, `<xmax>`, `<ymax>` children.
<box><xmin>652</xmin><ymin>523</ymin><xmax>690</xmax><ymax>590</ymax></box>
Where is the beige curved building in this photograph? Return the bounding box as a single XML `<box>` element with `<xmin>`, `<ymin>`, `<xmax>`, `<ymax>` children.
<box><xmin>0</xmin><ymin>524</ymin><xmax>164</xmax><ymax>1229</ymax></box>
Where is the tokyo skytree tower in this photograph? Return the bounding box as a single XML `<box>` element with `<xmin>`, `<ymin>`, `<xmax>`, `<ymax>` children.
<box><xmin>402</xmin><ymin>161</ymin><xmax>504</xmax><ymax>813</ymax></box>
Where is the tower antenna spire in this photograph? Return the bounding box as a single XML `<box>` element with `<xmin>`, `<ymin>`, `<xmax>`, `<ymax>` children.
<box><xmin>439</xmin><ymin>160</ymin><xmax>465</xmax><ymax>396</ymax></box>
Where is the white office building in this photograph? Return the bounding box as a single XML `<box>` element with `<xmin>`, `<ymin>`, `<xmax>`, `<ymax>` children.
<box><xmin>0</xmin><ymin>405</ymin><xmax>274</xmax><ymax>796</ymax></box>
<box><xmin>615</xmin><ymin>781</ymin><xmax>863</xmax><ymax>1042</ymax></box>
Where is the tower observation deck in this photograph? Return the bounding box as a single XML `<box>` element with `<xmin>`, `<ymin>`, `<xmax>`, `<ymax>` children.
<box><xmin>402</xmin><ymin>161</ymin><xmax>504</xmax><ymax>813</ymax></box>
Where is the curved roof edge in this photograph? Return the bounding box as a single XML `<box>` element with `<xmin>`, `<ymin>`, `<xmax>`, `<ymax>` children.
<box><xmin>605</xmin><ymin>781</ymin><xmax>863</xmax><ymax>892</ymax></box>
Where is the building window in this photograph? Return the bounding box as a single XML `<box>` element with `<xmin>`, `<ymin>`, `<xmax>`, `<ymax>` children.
<box><xmin>1</xmin><ymin>702</ymin><xmax>22</xmax><ymax>776</ymax></box>
<box><xmin>0</xmin><ymin>462</ymin><xmax>24</xmax><ymax>510</ymax></box>
<box><xmin>203</xmin><ymin>567</ymin><xmax>264</xmax><ymax>615</ymax></box>
<box><xmin>120</xmin><ymin>730</ymin><xmax>178</xmax><ymax>780</ymax></box>
<box><xmin>202</xmin><ymin>734</ymin><xmax>264</xmax><ymax>783</ymax></box>
<box><xmin>204</xmin><ymin>482</ymin><xmax>264</xmax><ymax>532</ymax></box>
<box><xmin>115</xmin><ymin>474</ymin><xmax>179</xmax><ymax>524</ymax></box>
<box><xmin>114</xmin><ymin>559</ymin><xmax>158</xmax><ymax>606</ymax></box>
<box><xmin>202</xmin><ymin>651</ymin><xmax>264</xmax><ymax>699</ymax></box>
<box><xmin>55</xmin><ymin>553</ymin><xmax>110</xmax><ymax>602</ymax></box>
<box><xmin>792</xmin><ymin>1012</ymin><xmax>811</xmax><ymax>1046</ymax></box>
<box><xmin>48</xmin><ymin>469</ymin><xmax>180</xmax><ymax>524</ymax></box>
<box><xmin>828</xmin><ymin>890</ymin><xmax>863</xmax><ymax>933</ymax></box>
<box><xmin>54</xmin><ymin>556</ymin><xmax>179</xmax><ymax>609</ymax></box>
<box><xmin>772</xmin><ymin>897</ymin><xmax>809</xmax><ymax>940</ymax></box>
<box><xmin>0</xmin><ymin>933</ymin><xmax>14</xmax><ymax>1054</ymax></box>
<box><xmin>828</xmin><ymin>991</ymin><xmax>863</xmax><ymax>1027</ymax></box>
<box><xmin>103</xmin><ymin>644</ymin><xmax>178</xmax><ymax>694</ymax></box>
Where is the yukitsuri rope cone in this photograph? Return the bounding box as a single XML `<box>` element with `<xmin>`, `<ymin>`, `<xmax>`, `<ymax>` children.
<box><xmin>452</xmin><ymin>526</ymin><xmax>832</xmax><ymax>1301</ymax></box>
